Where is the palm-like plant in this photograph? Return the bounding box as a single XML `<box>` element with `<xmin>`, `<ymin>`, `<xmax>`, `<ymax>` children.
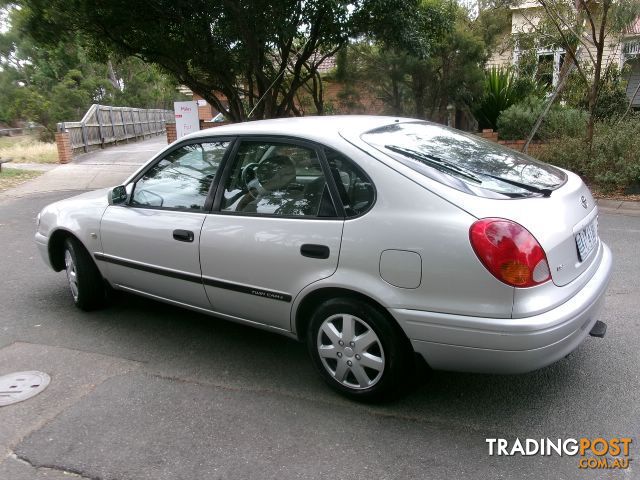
<box><xmin>473</xmin><ymin>67</ymin><xmax>518</xmax><ymax>130</ymax></box>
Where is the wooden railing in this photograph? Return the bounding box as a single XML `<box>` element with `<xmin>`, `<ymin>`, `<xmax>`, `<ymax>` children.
<box><xmin>57</xmin><ymin>104</ymin><xmax>174</xmax><ymax>153</ymax></box>
<box><xmin>623</xmin><ymin>39</ymin><xmax>640</xmax><ymax>58</ymax></box>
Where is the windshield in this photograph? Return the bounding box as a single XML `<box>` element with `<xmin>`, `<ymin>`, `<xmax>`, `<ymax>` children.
<box><xmin>361</xmin><ymin>121</ymin><xmax>566</xmax><ymax>198</ymax></box>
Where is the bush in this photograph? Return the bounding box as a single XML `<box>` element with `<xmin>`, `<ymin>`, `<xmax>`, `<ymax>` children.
<box><xmin>562</xmin><ymin>66</ymin><xmax>628</xmax><ymax>120</ymax></box>
<box><xmin>496</xmin><ymin>97</ymin><xmax>587</xmax><ymax>141</ymax></box>
<box><xmin>537</xmin><ymin>115</ymin><xmax>640</xmax><ymax>192</ymax></box>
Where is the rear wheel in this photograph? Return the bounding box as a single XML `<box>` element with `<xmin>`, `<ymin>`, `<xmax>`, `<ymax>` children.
<box><xmin>63</xmin><ymin>237</ymin><xmax>105</xmax><ymax>311</ymax></box>
<box><xmin>307</xmin><ymin>297</ymin><xmax>412</xmax><ymax>401</ymax></box>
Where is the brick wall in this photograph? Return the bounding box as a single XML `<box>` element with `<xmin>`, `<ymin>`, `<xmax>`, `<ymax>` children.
<box><xmin>166</xmin><ymin>122</ymin><xmax>177</xmax><ymax>144</ymax></box>
<box><xmin>166</xmin><ymin>120</ymin><xmax>232</xmax><ymax>144</ymax></box>
<box><xmin>55</xmin><ymin>132</ymin><xmax>73</xmax><ymax>164</ymax></box>
<box><xmin>192</xmin><ymin>94</ymin><xmax>215</xmax><ymax>121</ymax></box>
<box><xmin>479</xmin><ymin>129</ymin><xmax>546</xmax><ymax>156</ymax></box>
<box><xmin>321</xmin><ymin>80</ymin><xmax>387</xmax><ymax>115</ymax></box>
<box><xmin>200</xmin><ymin>120</ymin><xmax>230</xmax><ymax>130</ymax></box>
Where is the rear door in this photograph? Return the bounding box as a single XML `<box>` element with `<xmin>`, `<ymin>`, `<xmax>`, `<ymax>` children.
<box><xmin>199</xmin><ymin>138</ymin><xmax>344</xmax><ymax>332</ymax></box>
<box><xmin>99</xmin><ymin>139</ymin><xmax>231</xmax><ymax>308</ymax></box>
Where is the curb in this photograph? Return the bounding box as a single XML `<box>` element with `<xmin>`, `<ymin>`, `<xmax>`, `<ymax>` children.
<box><xmin>596</xmin><ymin>199</ymin><xmax>640</xmax><ymax>217</ymax></box>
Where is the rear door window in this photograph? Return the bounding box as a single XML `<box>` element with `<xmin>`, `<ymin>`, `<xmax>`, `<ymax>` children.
<box><xmin>324</xmin><ymin>148</ymin><xmax>375</xmax><ymax>217</ymax></box>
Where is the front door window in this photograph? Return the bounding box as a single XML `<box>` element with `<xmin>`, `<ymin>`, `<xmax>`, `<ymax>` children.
<box><xmin>131</xmin><ymin>141</ymin><xmax>228</xmax><ymax>210</ymax></box>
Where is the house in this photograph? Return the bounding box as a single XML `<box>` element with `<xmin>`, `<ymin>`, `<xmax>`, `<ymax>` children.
<box><xmin>487</xmin><ymin>1</ymin><xmax>640</xmax><ymax>108</ymax></box>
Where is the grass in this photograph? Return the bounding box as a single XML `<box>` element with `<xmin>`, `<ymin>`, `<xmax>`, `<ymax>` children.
<box><xmin>0</xmin><ymin>168</ymin><xmax>43</xmax><ymax>192</ymax></box>
<box><xmin>0</xmin><ymin>135</ymin><xmax>58</xmax><ymax>164</ymax></box>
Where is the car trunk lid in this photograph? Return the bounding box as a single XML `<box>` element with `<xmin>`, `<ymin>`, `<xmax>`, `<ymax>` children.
<box><xmin>459</xmin><ymin>172</ymin><xmax>599</xmax><ymax>286</ymax></box>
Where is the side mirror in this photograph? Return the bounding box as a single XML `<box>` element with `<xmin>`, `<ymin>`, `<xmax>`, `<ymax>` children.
<box><xmin>108</xmin><ymin>185</ymin><xmax>128</xmax><ymax>205</ymax></box>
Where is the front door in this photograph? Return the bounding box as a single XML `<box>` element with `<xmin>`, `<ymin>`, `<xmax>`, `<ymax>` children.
<box><xmin>199</xmin><ymin>139</ymin><xmax>344</xmax><ymax>331</ymax></box>
<box><xmin>99</xmin><ymin>140</ymin><xmax>230</xmax><ymax>308</ymax></box>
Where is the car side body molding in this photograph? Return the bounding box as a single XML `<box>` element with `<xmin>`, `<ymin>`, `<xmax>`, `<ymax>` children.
<box><xmin>94</xmin><ymin>252</ymin><xmax>292</xmax><ymax>303</ymax></box>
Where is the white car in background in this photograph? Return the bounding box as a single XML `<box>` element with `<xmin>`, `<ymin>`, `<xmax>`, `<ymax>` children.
<box><xmin>35</xmin><ymin>116</ymin><xmax>612</xmax><ymax>400</ymax></box>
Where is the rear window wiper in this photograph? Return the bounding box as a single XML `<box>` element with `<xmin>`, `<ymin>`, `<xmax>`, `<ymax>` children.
<box><xmin>384</xmin><ymin>145</ymin><xmax>482</xmax><ymax>184</ymax></box>
<box><xmin>386</xmin><ymin>144</ymin><xmax>552</xmax><ymax>197</ymax></box>
<box><xmin>480</xmin><ymin>172</ymin><xmax>553</xmax><ymax>197</ymax></box>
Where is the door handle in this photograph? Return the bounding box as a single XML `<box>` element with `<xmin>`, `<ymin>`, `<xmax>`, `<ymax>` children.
<box><xmin>300</xmin><ymin>244</ymin><xmax>330</xmax><ymax>259</ymax></box>
<box><xmin>173</xmin><ymin>229</ymin><xmax>194</xmax><ymax>242</ymax></box>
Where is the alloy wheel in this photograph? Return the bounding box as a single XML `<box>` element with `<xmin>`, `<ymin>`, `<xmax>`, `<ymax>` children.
<box><xmin>316</xmin><ymin>313</ymin><xmax>385</xmax><ymax>389</ymax></box>
<box><xmin>64</xmin><ymin>249</ymin><xmax>79</xmax><ymax>302</ymax></box>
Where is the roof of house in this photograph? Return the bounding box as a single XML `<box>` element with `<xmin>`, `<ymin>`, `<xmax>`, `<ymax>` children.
<box><xmin>628</xmin><ymin>16</ymin><xmax>640</xmax><ymax>35</ymax></box>
<box><xmin>316</xmin><ymin>56</ymin><xmax>337</xmax><ymax>74</ymax></box>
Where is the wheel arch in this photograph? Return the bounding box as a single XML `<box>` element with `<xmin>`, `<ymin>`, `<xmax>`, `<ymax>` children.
<box><xmin>294</xmin><ymin>287</ymin><xmax>412</xmax><ymax>348</ymax></box>
<box><xmin>48</xmin><ymin>229</ymin><xmax>84</xmax><ymax>272</ymax></box>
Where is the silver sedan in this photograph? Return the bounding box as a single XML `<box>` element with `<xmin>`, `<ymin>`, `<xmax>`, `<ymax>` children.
<box><xmin>35</xmin><ymin>116</ymin><xmax>612</xmax><ymax>400</ymax></box>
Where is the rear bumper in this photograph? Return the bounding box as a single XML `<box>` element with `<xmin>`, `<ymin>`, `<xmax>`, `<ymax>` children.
<box><xmin>391</xmin><ymin>242</ymin><xmax>613</xmax><ymax>374</ymax></box>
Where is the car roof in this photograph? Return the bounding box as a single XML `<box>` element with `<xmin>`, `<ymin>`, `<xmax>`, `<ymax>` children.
<box><xmin>183</xmin><ymin>115</ymin><xmax>415</xmax><ymax>144</ymax></box>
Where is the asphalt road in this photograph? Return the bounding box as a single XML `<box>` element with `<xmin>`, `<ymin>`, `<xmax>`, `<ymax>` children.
<box><xmin>0</xmin><ymin>191</ymin><xmax>638</xmax><ymax>480</ymax></box>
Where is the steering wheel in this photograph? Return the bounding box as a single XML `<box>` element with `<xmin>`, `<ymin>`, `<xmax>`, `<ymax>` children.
<box><xmin>241</xmin><ymin>163</ymin><xmax>259</xmax><ymax>190</ymax></box>
<box><xmin>243</xmin><ymin>156</ymin><xmax>296</xmax><ymax>199</ymax></box>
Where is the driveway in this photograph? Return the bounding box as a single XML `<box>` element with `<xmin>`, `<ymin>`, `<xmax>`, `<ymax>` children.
<box><xmin>0</xmin><ymin>136</ymin><xmax>165</xmax><ymax>200</ymax></box>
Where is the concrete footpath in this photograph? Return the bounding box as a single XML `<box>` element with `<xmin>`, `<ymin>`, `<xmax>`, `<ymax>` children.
<box><xmin>1</xmin><ymin>134</ymin><xmax>639</xmax><ymax>216</ymax></box>
<box><xmin>0</xmin><ymin>136</ymin><xmax>165</xmax><ymax>201</ymax></box>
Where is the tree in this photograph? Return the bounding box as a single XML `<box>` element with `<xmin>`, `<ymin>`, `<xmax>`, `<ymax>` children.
<box><xmin>336</xmin><ymin>0</ymin><xmax>484</xmax><ymax>123</ymax></box>
<box><xmin>415</xmin><ymin>10</ymin><xmax>486</xmax><ymax>122</ymax></box>
<box><xmin>513</xmin><ymin>0</ymin><xmax>640</xmax><ymax>145</ymax></box>
<box><xmin>14</xmin><ymin>0</ymin><xmax>418</xmax><ymax>122</ymax></box>
<box><xmin>0</xmin><ymin>5</ymin><xmax>183</xmax><ymax>133</ymax></box>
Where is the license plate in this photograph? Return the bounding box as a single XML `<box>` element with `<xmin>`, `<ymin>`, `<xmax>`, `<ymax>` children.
<box><xmin>575</xmin><ymin>218</ymin><xmax>598</xmax><ymax>262</ymax></box>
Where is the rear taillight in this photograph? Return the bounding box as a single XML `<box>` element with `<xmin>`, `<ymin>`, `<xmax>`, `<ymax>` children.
<box><xmin>469</xmin><ymin>218</ymin><xmax>551</xmax><ymax>288</ymax></box>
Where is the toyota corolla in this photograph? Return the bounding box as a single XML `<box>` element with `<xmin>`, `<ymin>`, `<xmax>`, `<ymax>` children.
<box><xmin>35</xmin><ymin>116</ymin><xmax>612</xmax><ymax>400</ymax></box>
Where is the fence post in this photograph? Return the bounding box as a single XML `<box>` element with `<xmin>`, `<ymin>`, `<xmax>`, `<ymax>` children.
<box><xmin>121</xmin><ymin>109</ymin><xmax>128</xmax><ymax>143</ymax></box>
<box><xmin>81</xmin><ymin>122</ymin><xmax>89</xmax><ymax>153</ymax></box>
<box><xmin>133</xmin><ymin>109</ymin><xmax>139</xmax><ymax>140</ymax></box>
<box><xmin>109</xmin><ymin>106</ymin><xmax>117</xmax><ymax>143</ymax></box>
<box><xmin>97</xmin><ymin>105</ymin><xmax>105</xmax><ymax>148</ymax></box>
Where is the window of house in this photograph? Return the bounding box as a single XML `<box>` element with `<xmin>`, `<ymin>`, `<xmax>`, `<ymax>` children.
<box><xmin>535</xmin><ymin>49</ymin><xmax>565</xmax><ymax>87</ymax></box>
<box><xmin>536</xmin><ymin>53</ymin><xmax>555</xmax><ymax>88</ymax></box>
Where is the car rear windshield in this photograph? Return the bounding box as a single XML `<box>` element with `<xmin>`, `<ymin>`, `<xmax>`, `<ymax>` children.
<box><xmin>361</xmin><ymin>121</ymin><xmax>567</xmax><ymax>198</ymax></box>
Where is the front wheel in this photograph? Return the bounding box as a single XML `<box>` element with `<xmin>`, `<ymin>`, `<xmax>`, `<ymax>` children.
<box><xmin>307</xmin><ymin>297</ymin><xmax>413</xmax><ymax>401</ymax></box>
<box><xmin>63</xmin><ymin>237</ymin><xmax>106</xmax><ymax>311</ymax></box>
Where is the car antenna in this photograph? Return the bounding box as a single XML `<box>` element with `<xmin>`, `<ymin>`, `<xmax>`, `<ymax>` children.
<box><xmin>246</xmin><ymin>38</ymin><xmax>311</xmax><ymax>120</ymax></box>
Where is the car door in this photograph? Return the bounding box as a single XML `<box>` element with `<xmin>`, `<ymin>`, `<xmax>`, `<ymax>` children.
<box><xmin>199</xmin><ymin>138</ymin><xmax>344</xmax><ymax>332</ymax></box>
<box><xmin>98</xmin><ymin>139</ymin><xmax>231</xmax><ymax>308</ymax></box>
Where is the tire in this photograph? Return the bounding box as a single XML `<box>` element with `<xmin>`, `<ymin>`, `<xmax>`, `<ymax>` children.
<box><xmin>63</xmin><ymin>237</ymin><xmax>105</xmax><ymax>311</ymax></box>
<box><xmin>307</xmin><ymin>297</ymin><xmax>413</xmax><ymax>401</ymax></box>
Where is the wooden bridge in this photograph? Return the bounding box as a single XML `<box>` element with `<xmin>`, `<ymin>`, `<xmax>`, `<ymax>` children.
<box><xmin>56</xmin><ymin>104</ymin><xmax>173</xmax><ymax>154</ymax></box>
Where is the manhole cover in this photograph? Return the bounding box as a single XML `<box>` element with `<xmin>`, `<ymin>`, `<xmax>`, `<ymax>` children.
<box><xmin>0</xmin><ymin>371</ymin><xmax>50</xmax><ymax>407</ymax></box>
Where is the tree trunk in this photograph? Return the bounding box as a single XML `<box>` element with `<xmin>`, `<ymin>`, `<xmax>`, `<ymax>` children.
<box><xmin>585</xmin><ymin>62</ymin><xmax>602</xmax><ymax>148</ymax></box>
<box><xmin>523</xmin><ymin>59</ymin><xmax>576</xmax><ymax>153</ymax></box>
<box><xmin>106</xmin><ymin>60</ymin><xmax>120</xmax><ymax>90</ymax></box>
<box><xmin>311</xmin><ymin>71</ymin><xmax>324</xmax><ymax>115</ymax></box>
<box><xmin>412</xmin><ymin>72</ymin><xmax>425</xmax><ymax>119</ymax></box>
